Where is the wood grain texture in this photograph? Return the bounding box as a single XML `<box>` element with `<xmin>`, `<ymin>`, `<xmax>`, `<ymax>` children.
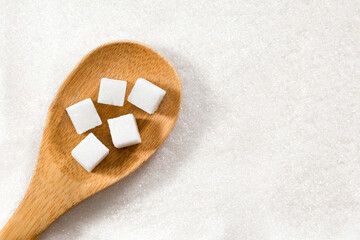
<box><xmin>0</xmin><ymin>42</ymin><xmax>181</xmax><ymax>239</ymax></box>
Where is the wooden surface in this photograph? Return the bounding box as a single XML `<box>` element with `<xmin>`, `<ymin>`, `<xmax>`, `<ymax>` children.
<box><xmin>0</xmin><ymin>42</ymin><xmax>181</xmax><ymax>239</ymax></box>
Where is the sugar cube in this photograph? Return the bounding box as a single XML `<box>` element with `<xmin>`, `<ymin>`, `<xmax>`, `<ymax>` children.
<box><xmin>108</xmin><ymin>114</ymin><xmax>141</xmax><ymax>148</ymax></box>
<box><xmin>127</xmin><ymin>78</ymin><xmax>166</xmax><ymax>114</ymax></box>
<box><xmin>97</xmin><ymin>78</ymin><xmax>127</xmax><ymax>107</ymax></box>
<box><xmin>71</xmin><ymin>133</ymin><xmax>109</xmax><ymax>172</ymax></box>
<box><xmin>66</xmin><ymin>98</ymin><xmax>102</xmax><ymax>134</ymax></box>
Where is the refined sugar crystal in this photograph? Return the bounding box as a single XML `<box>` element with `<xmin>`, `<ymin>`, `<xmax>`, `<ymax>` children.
<box><xmin>108</xmin><ymin>114</ymin><xmax>141</xmax><ymax>148</ymax></box>
<box><xmin>71</xmin><ymin>133</ymin><xmax>109</xmax><ymax>172</ymax></box>
<box><xmin>127</xmin><ymin>78</ymin><xmax>166</xmax><ymax>114</ymax></box>
<box><xmin>66</xmin><ymin>98</ymin><xmax>102</xmax><ymax>134</ymax></box>
<box><xmin>98</xmin><ymin>78</ymin><xmax>127</xmax><ymax>106</ymax></box>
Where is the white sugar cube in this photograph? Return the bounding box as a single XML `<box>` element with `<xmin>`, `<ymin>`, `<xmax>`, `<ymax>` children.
<box><xmin>66</xmin><ymin>98</ymin><xmax>102</xmax><ymax>134</ymax></box>
<box><xmin>97</xmin><ymin>78</ymin><xmax>127</xmax><ymax>106</ymax></box>
<box><xmin>108</xmin><ymin>114</ymin><xmax>141</xmax><ymax>148</ymax></box>
<box><xmin>127</xmin><ymin>78</ymin><xmax>166</xmax><ymax>114</ymax></box>
<box><xmin>71</xmin><ymin>133</ymin><xmax>109</xmax><ymax>172</ymax></box>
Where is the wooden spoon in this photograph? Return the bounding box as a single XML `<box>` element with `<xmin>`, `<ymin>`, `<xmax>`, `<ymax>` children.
<box><xmin>0</xmin><ymin>42</ymin><xmax>181</xmax><ymax>239</ymax></box>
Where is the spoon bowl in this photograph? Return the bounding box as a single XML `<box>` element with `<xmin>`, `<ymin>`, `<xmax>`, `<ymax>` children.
<box><xmin>0</xmin><ymin>42</ymin><xmax>181</xmax><ymax>239</ymax></box>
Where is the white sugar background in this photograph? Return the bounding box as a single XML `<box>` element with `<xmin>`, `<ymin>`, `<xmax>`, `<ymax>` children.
<box><xmin>0</xmin><ymin>0</ymin><xmax>360</xmax><ymax>239</ymax></box>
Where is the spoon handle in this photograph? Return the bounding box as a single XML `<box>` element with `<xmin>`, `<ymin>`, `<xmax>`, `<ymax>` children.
<box><xmin>0</xmin><ymin>160</ymin><xmax>83</xmax><ymax>239</ymax></box>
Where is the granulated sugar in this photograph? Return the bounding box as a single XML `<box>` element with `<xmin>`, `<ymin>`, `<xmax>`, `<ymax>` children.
<box><xmin>1</xmin><ymin>1</ymin><xmax>360</xmax><ymax>240</ymax></box>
